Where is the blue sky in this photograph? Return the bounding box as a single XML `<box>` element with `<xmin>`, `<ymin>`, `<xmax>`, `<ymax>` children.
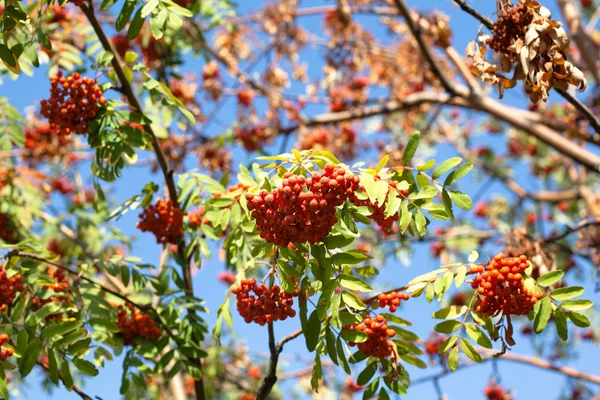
<box><xmin>1</xmin><ymin>0</ymin><xmax>599</xmax><ymax>399</ymax></box>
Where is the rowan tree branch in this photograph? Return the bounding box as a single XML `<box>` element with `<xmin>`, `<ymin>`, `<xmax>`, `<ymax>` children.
<box><xmin>542</xmin><ymin>220</ymin><xmax>600</xmax><ymax>244</ymax></box>
<box><xmin>80</xmin><ymin>3</ymin><xmax>206</xmax><ymax>398</ymax></box>
<box><xmin>255</xmin><ymin>328</ymin><xmax>303</xmax><ymax>400</ymax></box>
<box><xmin>452</xmin><ymin>0</ymin><xmax>494</xmax><ymax>29</ymax></box>
<box><xmin>411</xmin><ymin>348</ymin><xmax>600</xmax><ymax>387</ymax></box>
<box><xmin>440</xmin><ymin>117</ymin><xmax>581</xmax><ymax>203</ymax></box>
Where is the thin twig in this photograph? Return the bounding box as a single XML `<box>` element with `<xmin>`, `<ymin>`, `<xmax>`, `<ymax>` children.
<box><xmin>452</xmin><ymin>0</ymin><xmax>494</xmax><ymax>29</ymax></box>
<box><xmin>556</xmin><ymin>89</ymin><xmax>600</xmax><ymax>134</ymax></box>
<box><xmin>542</xmin><ymin>220</ymin><xmax>600</xmax><ymax>244</ymax></box>
<box><xmin>37</xmin><ymin>361</ymin><xmax>95</xmax><ymax>400</ymax></box>
<box><xmin>393</xmin><ymin>0</ymin><xmax>458</xmax><ymax>95</ymax></box>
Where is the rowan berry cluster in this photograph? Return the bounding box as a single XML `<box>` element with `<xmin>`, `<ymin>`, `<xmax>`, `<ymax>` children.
<box><xmin>52</xmin><ymin>177</ymin><xmax>75</xmax><ymax>195</ymax></box>
<box><xmin>40</xmin><ymin>72</ymin><xmax>106</xmax><ymax>135</ymax></box>
<box><xmin>246</xmin><ymin>164</ymin><xmax>360</xmax><ymax>246</ymax></box>
<box><xmin>116</xmin><ymin>304</ymin><xmax>161</xmax><ymax>346</ymax></box>
<box><xmin>345</xmin><ymin>315</ymin><xmax>396</xmax><ymax>359</ymax></box>
<box><xmin>237</xmin><ymin>88</ymin><xmax>255</xmax><ymax>107</ymax></box>
<box><xmin>297</xmin><ymin>125</ymin><xmax>358</xmax><ymax>162</ymax></box>
<box><xmin>0</xmin><ymin>334</ymin><xmax>13</xmax><ymax>361</ymax></box>
<box><xmin>22</xmin><ymin>122</ymin><xmax>71</xmax><ymax>164</ymax></box>
<box><xmin>235</xmin><ymin>124</ymin><xmax>269</xmax><ymax>152</ymax></box>
<box><xmin>137</xmin><ymin>200</ymin><xmax>184</xmax><ymax>245</ymax></box>
<box><xmin>470</xmin><ymin>254</ymin><xmax>542</xmax><ymax>317</ymax></box>
<box><xmin>377</xmin><ymin>291</ymin><xmax>409</xmax><ymax>312</ymax></box>
<box><xmin>0</xmin><ymin>264</ymin><xmax>23</xmax><ymax>312</ymax></box>
<box><xmin>486</xmin><ymin>4</ymin><xmax>533</xmax><ymax>60</ymax></box>
<box><xmin>32</xmin><ymin>268</ymin><xmax>71</xmax><ymax>321</ymax></box>
<box><xmin>197</xmin><ymin>143</ymin><xmax>232</xmax><ymax>174</ymax></box>
<box><xmin>187</xmin><ymin>206</ymin><xmax>206</xmax><ymax>228</ymax></box>
<box><xmin>231</xmin><ymin>278</ymin><xmax>298</xmax><ymax>326</ymax></box>
<box><xmin>350</xmin><ymin>181</ymin><xmax>408</xmax><ymax>233</ymax></box>
<box><xmin>484</xmin><ymin>381</ymin><xmax>512</xmax><ymax>400</ymax></box>
<box><xmin>202</xmin><ymin>61</ymin><xmax>222</xmax><ymax>101</ymax></box>
<box><xmin>423</xmin><ymin>332</ymin><xmax>446</xmax><ymax>363</ymax></box>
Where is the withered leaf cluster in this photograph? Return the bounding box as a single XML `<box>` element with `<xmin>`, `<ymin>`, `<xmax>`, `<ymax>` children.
<box><xmin>467</xmin><ymin>0</ymin><xmax>586</xmax><ymax>102</ymax></box>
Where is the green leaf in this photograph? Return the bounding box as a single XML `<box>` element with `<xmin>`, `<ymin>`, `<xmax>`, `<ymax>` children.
<box><xmin>565</xmin><ymin>312</ymin><xmax>590</xmax><ymax>328</ymax></box>
<box><xmin>432</xmin><ymin>306</ymin><xmax>468</xmax><ymax>320</ymax></box>
<box><xmin>561</xmin><ymin>299</ymin><xmax>593</xmax><ymax>311</ymax></box>
<box><xmin>554</xmin><ymin>309</ymin><xmax>568</xmax><ymax>341</ymax></box>
<box><xmin>550</xmin><ymin>286</ymin><xmax>584</xmax><ymax>301</ymax></box>
<box><xmin>68</xmin><ymin>338</ymin><xmax>92</xmax><ymax>356</ymax></box>
<box><xmin>460</xmin><ymin>338</ymin><xmax>482</xmax><ymax>363</ymax></box>
<box><xmin>434</xmin><ymin>320</ymin><xmax>461</xmax><ymax>334</ymax></box>
<box><xmin>338</xmin><ymin>274</ymin><xmax>373</xmax><ymax>292</ymax></box>
<box><xmin>448</xmin><ymin>347</ymin><xmax>459</xmax><ymax>371</ymax></box>
<box><xmin>340</xmin><ymin>329</ymin><xmax>368</xmax><ymax>343</ymax></box>
<box><xmin>47</xmin><ymin>349</ymin><xmax>59</xmax><ymax>385</ymax></box>
<box><xmin>116</xmin><ymin>0</ymin><xmax>138</xmax><ymax>31</ymax></box>
<box><xmin>325</xmin><ymin>327</ymin><xmax>338</xmax><ymax>365</ymax></box>
<box><xmin>417</xmin><ymin>159</ymin><xmax>435</xmax><ymax>171</ymax></box>
<box><xmin>19</xmin><ymin>337</ymin><xmax>42</xmax><ymax>377</ymax></box>
<box><xmin>311</xmin><ymin>354</ymin><xmax>322</xmax><ymax>392</ymax></box>
<box><xmin>359</xmin><ymin>174</ymin><xmax>377</xmax><ymax>205</ymax></box>
<box><xmin>468</xmin><ymin>250</ymin><xmax>479</xmax><ymax>263</ymax></box>
<box><xmin>305</xmin><ymin>311</ymin><xmax>320</xmax><ymax>352</ymax></box>
<box><xmin>37</xmin><ymin>28</ymin><xmax>52</xmax><ymax>50</ymax></box>
<box><xmin>341</xmin><ymin>291</ymin><xmax>366</xmax><ymax>311</ymax></box>
<box><xmin>16</xmin><ymin>330</ymin><xmax>28</xmax><ymax>357</ymax></box>
<box><xmin>399</xmin><ymin>201</ymin><xmax>412</xmax><ymax>232</ymax></box>
<box><xmin>331</xmin><ymin>252</ymin><xmax>370</xmax><ymax>265</ymax></box>
<box><xmin>317</xmin><ymin>280</ymin><xmax>336</xmax><ymax>320</ymax></box>
<box><xmin>465</xmin><ymin>323</ymin><xmax>493</xmax><ymax>349</ymax></box>
<box><xmin>141</xmin><ymin>0</ymin><xmax>159</xmax><ymax>17</ymax></box>
<box><xmin>25</xmin><ymin>302</ymin><xmax>62</xmax><ymax>327</ymax></box>
<box><xmin>43</xmin><ymin>321</ymin><xmax>82</xmax><ymax>340</ymax></box>
<box><xmin>402</xmin><ymin>132</ymin><xmax>420</xmax><ymax>165</ymax></box>
<box><xmin>399</xmin><ymin>354</ymin><xmax>427</xmax><ymax>369</ymax></box>
<box><xmin>439</xmin><ymin>335</ymin><xmax>459</xmax><ymax>353</ymax></box>
<box><xmin>425</xmin><ymin>283</ymin><xmax>434</xmax><ymax>303</ymax></box>
<box><xmin>357</xmin><ymin>361</ymin><xmax>377</xmax><ymax>386</ymax></box>
<box><xmin>444</xmin><ymin>163</ymin><xmax>473</xmax><ymax>186</ymax></box>
<box><xmin>363</xmin><ymin>377</ymin><xmax>380</xmax><ymax>399</ymax></box>
<box><xmin>455</xmin><ymin>266</ymin><xmax>467</xmax><ymax>288</ymax></box>
<box><xmin>384</xmin><ymin>191</ymin><xmax>401</xmax><ymax>218</ymax></box>
<box><xmin>336</xmin><ymin>337</ymin><xmax>351</xmax><ymax>375</ymax></box>
<box><xmin>442</xmin><ymin>188</ymin><xmax>454</xmax><ymax>221</ymax></box>
<box><xmin>534</xmin><ymin>297</ymin><xmax>552</xmax><ymax>333</ymax></box>
<box><xmin>415</xmin><ymin>210</ymin><xmax>427</xmax><ymax>237</ymax></box>
<box><xmin>127</xmin><ymin>7</ymin><xmax>145</xmax><ymax>39</ymax></box>
<box><xmin>379</xmin><ymin>387</ymin><xmax>391</xmax><ymax>400</ymax></box>
<box><xmin>0</xmin><ymin>377</ymin><xmax>7</xmax><ymax>400</ymax></box>
<box><xmin>72</xmin><ymin>358</ymin><xmax>99</xmax><ymax>376</ymax></box>
<box><xmin>537</xmin><ymin>271</ymin><xmax>564</xmax><ymax>287</ymax></box>
<box><xmin>0</xmin><ymin>43</ymin><xmax>17</xmax><ymax>68</ymax></box>
<box><xmin>61</xmin><ymin>360</ymin><xmax>73</xmax><ymax>390</ymax></box>
<box><xmin>448</xmin><ymin>191</ymin><xmax>472</xmax><ymax>210</ymax></box>
<box><xmin>88</xmin><ymin>318</ymin><xmax>120</xmax><ymax>332</ymax></box>
<box><xmin>432</xmin><ymin>157</ymin><xmax>462</xmax><ymax>180</ymax></box>
<box><xmin>10</xmin><ymin>293</ymin><xmax>28</xmax><ymax>323</ymax></box>
<box><xmin>409</xmin><ymin>185</ymin><xmax>438</xmax><ymax>200</ymax></box>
